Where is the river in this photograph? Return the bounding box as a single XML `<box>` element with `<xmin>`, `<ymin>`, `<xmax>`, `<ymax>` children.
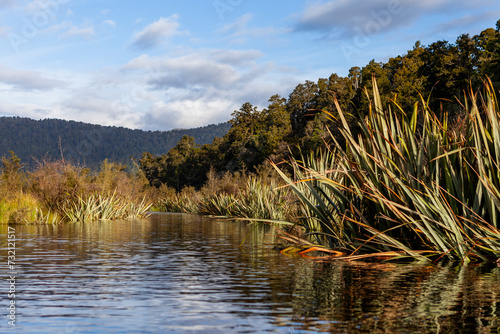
<box><xmin>1</xmin><ymin>213</ymin><xmax>499</xmax><ymax>333</ymax></box>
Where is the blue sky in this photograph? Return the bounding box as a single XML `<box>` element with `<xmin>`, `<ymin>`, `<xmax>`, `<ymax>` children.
<box><xmin>0</xmin><ymin>0</ymin><xmax>498</xmax><ymax>131</ymax></box>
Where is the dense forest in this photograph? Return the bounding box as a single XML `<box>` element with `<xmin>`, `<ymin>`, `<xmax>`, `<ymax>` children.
<box><xmin>0</xmin><ymin>117</ymin><xmax>230</xmax><ymax>168</ymax></box>
<box><xmin>140</xmin><ymin>20</ymin><xmax>500</xmax><ymax>191</ymax></box>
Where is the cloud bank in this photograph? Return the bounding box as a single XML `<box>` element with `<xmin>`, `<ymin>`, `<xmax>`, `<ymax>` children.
<box><xmin>295</xmin><ymin>0</ymin><xmax>482</xmax><ymax>38</ymax></box>
<box><xmin>131</xmin><ymin>15</ymin><xmax>183</xmax><ymax>49</ymax></box>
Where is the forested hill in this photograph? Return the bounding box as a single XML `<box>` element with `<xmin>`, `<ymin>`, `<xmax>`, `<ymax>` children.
<box><xmin>0</xmin><ymin>117</ymin><xmax>231</xmax><ymax>167</ymax></box>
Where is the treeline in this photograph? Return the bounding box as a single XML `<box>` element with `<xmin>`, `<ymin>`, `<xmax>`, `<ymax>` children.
<box><xmin>140</xmin><ymin>20</ymin><xmax>500</xmax><ymax>191</ymax></box>
<box><xmin>0</xmin><ymin>117</ymin><xmax>230</xmax><ymax>168</ymax></box>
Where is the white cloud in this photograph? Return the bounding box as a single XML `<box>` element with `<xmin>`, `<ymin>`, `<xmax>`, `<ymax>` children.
<box><xmin>103</xmin><ymin>19</ymin><xmax>116</xmax><ymax>28</ymax></box>
<box><xmin>115</xmin><ymin>47</ymin><xmax>297</xmax><ymax>130</ymax></box>
<box><xmin>44</xmin><ymin>20</ymin><xmax>71</xmax><ymax>33</ymax></box>
<box><xmin>60</xmin><ymin>91</ymin><xmax>143</xmax><ymax>128</ymax></box>
<box><xmin>0</xmin><ymin>26</ymin><xmax>10</xmax><ymax>36</ymax></box>
<box><xmin>59</xmin><ymin>25</ymin><xmax>95</xmax><ymax>39</ymax></box>
<box><xmin>123</xmin><ymin>49</ymin><xmax>267</xmax><ymax>92</ymax></box>
<box><xmin>0</xmin><ymin>49</ymin><xmax>294</xmax><ymax>130</ymax></box>
<box><xmin>0</xmin><ymin>65</ymin><xmax>66</xmax><ymax>90</ymax></box>
<box><xmin>429</xmin><ymin>11</ymin><xmax>500</xmax><ymax>35</ymax></box>
<box><xmin>219</xmin><ymin>13</ymin><xmax>290</xmax><ymax>44</ymax></box>
<box><xmin>295</xmin><ymin>0</ymin><xmax>483</xmax><ymax>38</ymax></box>
<box><xmin>0</xmin><ymin>101</ymin><xmax>54</xmax><ymax>119</ymax></box>
<box><xmin>144</xmin><ymin>98</ymin><xmax>234</xmax><ymax>130</ymax></box>
<box><xmin>0</xmin><ymin>0</ymin><xmax>14</xmax><ymax>7</ymax></box>
<box><xmin>131</xmin><ymin>15</ymin><xmax>184</xmax><ymax>49</ymax></box>
<box><xmin>24</xmin><ymin>0</ymin><xmax>69</xmax><ymax>15</ymax></box>
<box><xmin>211</xmin><ymin>49</ymin><xmax>263</xmax><ymax>66</ymax></box>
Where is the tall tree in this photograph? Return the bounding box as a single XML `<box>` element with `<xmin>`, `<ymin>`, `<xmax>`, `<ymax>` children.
<box><xmin>474</xmin><ymin>22</ymin><xmax>500</xmax><ymax>89</ymax></box>
<box><xmin>386</xmin><ymin>42</ymin><xmax>426</xmax><ymax>110</ymax></box>
<box><xmin>287</xmin><ymin>80</ymin><xmax>319</xmax><ymax>137</ymax></box>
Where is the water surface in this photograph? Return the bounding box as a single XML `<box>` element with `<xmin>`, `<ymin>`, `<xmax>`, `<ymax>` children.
<box><xmin>1</xmin><ymin>213</ymin><xmax>499</xmax><ymax>333</ymax></box>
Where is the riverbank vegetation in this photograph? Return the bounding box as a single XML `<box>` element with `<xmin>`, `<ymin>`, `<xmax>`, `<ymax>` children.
<box><xmin>0</xmin><ymin>156</ymin><xmax>153</xmax><ymax>224</ymax></box>
<box><xmin>2</xmin><ymin>22</ymin><xmax>500</xmax><ymax>263</ymax></box>
<box><xmin>276</xmin><ymin>77</ymin><xmax>500</xmax><ymax>263</ymax></box>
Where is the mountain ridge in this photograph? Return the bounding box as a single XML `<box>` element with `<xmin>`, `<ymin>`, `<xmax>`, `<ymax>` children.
<box><xmin>0</xmin><ymin>116</ymin><xmax>230</xmax><ymax>168</ymax></box>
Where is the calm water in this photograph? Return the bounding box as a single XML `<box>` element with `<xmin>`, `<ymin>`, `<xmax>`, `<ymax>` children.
<box><xmin>1</xmin><ymin>213</ymin><xmax>499</xmax><ymax>333</ymax></box>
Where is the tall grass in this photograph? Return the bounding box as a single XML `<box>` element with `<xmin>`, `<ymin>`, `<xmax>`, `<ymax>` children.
<box><xmin>198</xmin><ymin>175</ymin><xmax>293</xmax><ymax>221</ymax></box>
<box><xmin>274</xmin><ymin>78</ymin><xmax>500</xmax><ymax>262</ymax></box>
<box><xmin>62</xmin><ymin>191</ymin><xmax>152</xmax><ymax>223</ymax></box>
<box><xmin>156</xmin><ymin>170</ymin><xmax>298</xmax><ymax>223</ymax></box>
<box><xmin>0</xmin><ymin>193</ymin><xmax>61</xmax><ymax>224</ymax></box>
<box><xmin>1</xmin><ymin>158</ymin><xmax>154</xmax><ymax>224</ymax></box>
<box><xmin>159</xmin><ymin>186</ymin><xmax>201</xmax><ymax>213</ymax></box>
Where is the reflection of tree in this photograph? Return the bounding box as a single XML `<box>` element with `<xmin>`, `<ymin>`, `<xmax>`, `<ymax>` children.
<box><xmin>280</xmin><ymin>261</ymin><xmax>500</xmax><ymax>333</ymax></box>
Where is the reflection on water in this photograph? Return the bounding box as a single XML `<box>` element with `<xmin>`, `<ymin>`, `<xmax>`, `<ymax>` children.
<box><xmin>0</xmin><ymin>213</ymin><xmax>499</xmax><ymax>333</ymax></box>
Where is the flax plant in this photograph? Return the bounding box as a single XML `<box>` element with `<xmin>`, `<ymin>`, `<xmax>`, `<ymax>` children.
<box><xmin>62</xmin><ymin>191</ymin><xmax>152</xmax><ymax>223</ymax></box>
<box><xmin>274</xmin><ymin>78</ymin><xmax>500</xmax><ymax>262</ymax></box>
<box><xmin>198</xmin><ymin>176</ymin><xmax>294</xmax><ymax>221</ymax></box>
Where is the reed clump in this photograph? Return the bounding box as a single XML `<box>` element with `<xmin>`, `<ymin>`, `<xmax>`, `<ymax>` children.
<box><xmin>198</xmin><ymin>175</ymin><xmax>293</xmax><ymax>221</ymax></box>
<box><xmin>62</xmin><ymin>191</ymin><xmax>151</xmax><ymax>223</ymax></box>
<box><xmin>160</xmin><ymin>186</ymin><xmax>201</xmax><ymax>213</ymax></box>
<box><xmin>0</xmin><ymin>158</ymin><xmax>153</xmax><ymax>224</ymax></box>
<box><xmin>157</xmin><ymin>166</ymin><xmax>299</xmax><ymax>222</ymax></box>
<box><xmin>274</xmin><ymin>78</ymin><xmax>500</xmax><ymax>263</ymax></box>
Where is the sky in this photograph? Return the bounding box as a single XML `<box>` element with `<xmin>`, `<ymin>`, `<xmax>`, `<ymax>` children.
<box><xmin>0</xmin><ymin>0</ymin><xmax>498</xmax><ymax>131</ymax></box>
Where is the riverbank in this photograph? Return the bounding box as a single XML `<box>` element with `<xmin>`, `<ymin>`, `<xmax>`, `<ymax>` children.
<box><xmin>3</xmin><ymin>80</ymin><xmax>500</xmax><ymax>264</ymax></box>
<box><xmin>0</xmin><ymin>156</ymin><xmax>298</xmax><ymax>225</ymax></box>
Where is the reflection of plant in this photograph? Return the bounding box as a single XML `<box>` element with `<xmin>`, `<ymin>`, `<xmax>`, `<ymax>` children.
<box><xmin>274</xmin><ymin>78</ymin><xmax>500</xmax><ymax>262</ymax></box>
<box><xmin>285</xmin><ymin>262</ymin><xmax>500</xmax><ymax>333</ymax></box>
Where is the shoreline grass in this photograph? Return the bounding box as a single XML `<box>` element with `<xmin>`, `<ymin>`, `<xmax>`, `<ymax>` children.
<box><xmin>0</xmin><ymin>159</ymin><xmax>154</xmax><ymax>224</ymax></box>
<box><xmin>273</xmin><ymin>78</ymin><xmax>500</xmax><ymax>263</ymax></box>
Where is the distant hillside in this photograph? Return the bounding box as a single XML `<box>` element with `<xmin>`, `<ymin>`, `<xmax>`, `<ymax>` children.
<box><xmin>0</xmin><ymin>117</ymin><xmax>230</xmax><ymax>167</ymax></box>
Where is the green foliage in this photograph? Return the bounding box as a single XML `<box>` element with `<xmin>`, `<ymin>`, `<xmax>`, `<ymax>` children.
<box><xmin>160</xmin><ymin>186</ymin><xmax>201</xmax><ymax>213</ymax></box>
<box><xmin>1</xmin><ymin>157</ymin><xmax>155</xmax><ymax>224</ymax></box>
<box><xmin>198</xmin><ymin>175</ymin><xmax>294</xmax><ymax>221</ymax></box>
<box><xmin>221</xmin><ymin>98</ymin><xmax>291</xmax><ymax>172</ymax></box>
<box><xmin>274</xmin><ymin>78</ymin><xmax>500</xmax><ymax>262</ymax></box>
<box><xmin>139</xmin><ymin>135</ymin><xmax>216</xmax><ymax>190</ymax></box>
<box><xmin>0</xmin><ymin>151</ymin><xmax>25</xmax><ymax>197</ymax></box>
<box><xmin>29</xmin><ymin>160</ymin><xmax>91</xmax><ymax>212</ymax></box>
<box><xmin>153</xmin><ymin>167</ymin><xmax>299</xmax><ymax>222</ymax></box>
<box><xmin>0</xmin><ymin>193</ymin><xmax>60</xmax><ymax>225</ymax></box>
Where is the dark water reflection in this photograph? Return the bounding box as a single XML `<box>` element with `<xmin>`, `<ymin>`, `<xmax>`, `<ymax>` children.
<box><xmin>1</xmin><ymin>213</ymin><xmax>499</xmax><ymax>333</ymax></box>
